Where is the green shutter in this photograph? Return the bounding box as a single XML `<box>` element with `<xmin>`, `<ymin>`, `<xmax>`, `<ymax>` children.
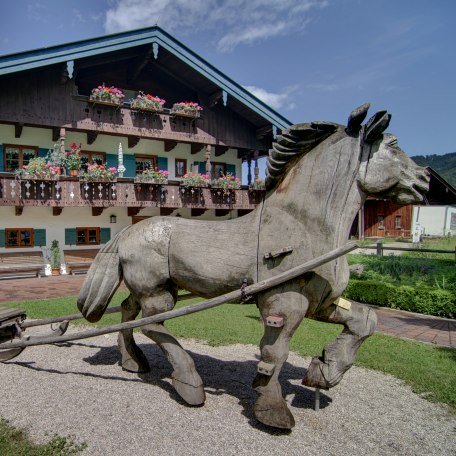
<box><xmin>105</xmin><ymin>153</ymin><xmax>117</xmax><ymax>169</ymax></box>
<box><xmin>65</xmin><ymin>228</ymin><xmax>76</xmax><ymax>245</ymax></box>
<box><xmin>157</xmin><ymin>156</ymin><xmax>168</xmax><ymax>171</ymax></box>
<box><xmin>38</xmin><ymin>148</ymin><xmax>49</xmax><ymax>158</ymax></box>
<box><xmin>226</xmin><ymin>164</ymin><xmax>236</xmax><ymax>177</ymax></box>
<box><xmin>0</xmin><ymin>229</ymin><xmax>4</xmax><ymax>248</ymax></box>
<box><xmin>198</xmin><ymin>162</ymin><xmax>206</xmax><ymax>174</ymax></box>
<box><xmin>100</xmin><ymin>228</ymin><xmax>111</xmax><ymax>244</ymax></box>
<box><xmin>0</xmin><ymin>145</ymin><xmax>4</xmax><ymax>172</ymax></box>
<box><xmin>123</xmin><ymin>155</ymin><xmax>136</xmax><ymax>177</ymax></box>
<box><xmin>34</xmin><ymin>229</ymin><xmax>46</xmax><ymax>247</ymax></box>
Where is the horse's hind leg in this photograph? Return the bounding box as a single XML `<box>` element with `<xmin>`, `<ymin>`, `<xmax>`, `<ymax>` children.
<box><xmin>303</xmin><ymin>300</ymin><xmax>377</xmax><ymax>389</ymax></box>
<box><xmin>117</xmin><ymin>294</ymin><xmax>150</xmax><ymax>373</ymax></box>
<box><xmin>140</xmin><ymin>291</ymin><xmax>206</xmax><ymax>406</ymax></box>
<box><xmin>253</xmin><ymin>286</ymin><xmax>309</xmax><ymax>429</ymax></box>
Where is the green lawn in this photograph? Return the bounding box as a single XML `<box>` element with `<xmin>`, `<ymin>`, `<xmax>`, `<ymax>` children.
<box><xmin>2</xmin><ymin>293</ymin><xmax>455</xmax><ymax>408</ymax></box>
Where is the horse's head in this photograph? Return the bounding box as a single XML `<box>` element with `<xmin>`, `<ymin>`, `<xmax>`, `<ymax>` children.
<box><xmin>350</xmin><ymin>104</ymin><xmax>430</xmax><ymax>204</ymax></box>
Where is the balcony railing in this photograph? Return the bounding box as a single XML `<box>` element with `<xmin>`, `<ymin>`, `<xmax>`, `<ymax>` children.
<box><xmin>0</xmin><ymin>175</ymin><xmax>264</xmax><ymax>210</ymax></box>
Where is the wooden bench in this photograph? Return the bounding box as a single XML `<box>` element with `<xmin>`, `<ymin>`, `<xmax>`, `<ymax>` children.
<box><xmin>63</xmin><ymin>249</ymin><xmax>99</xmax><ymax>275</ymax></box>
<box><xmin>0</xmin><ymin>251</ymin><xmax>44</xmax><ymax>278</ymax></box>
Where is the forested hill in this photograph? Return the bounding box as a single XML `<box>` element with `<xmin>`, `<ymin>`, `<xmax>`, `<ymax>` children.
<box><xmin>411</xmin><ymin>152</ymin><xmax>456</xmax><ymax>187</ymax></box>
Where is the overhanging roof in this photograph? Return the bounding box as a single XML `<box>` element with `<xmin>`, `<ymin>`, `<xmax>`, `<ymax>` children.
<box><xmin>0</xmin><ymin>26</ymin><xmax>292</xmax><ymax>131</ymax></box>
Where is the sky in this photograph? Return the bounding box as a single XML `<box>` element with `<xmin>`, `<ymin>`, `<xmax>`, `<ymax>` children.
<box><xmin>0</xmin><ymin>0</ymin><xmax>455</xmax><ymax>161</ymax></box>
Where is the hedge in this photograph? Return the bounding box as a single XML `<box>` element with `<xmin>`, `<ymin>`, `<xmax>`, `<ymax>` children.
<box><xmin>343</xmin><ymin>280</ymin><xmax>455</xmax><ymax>319</ymax></box>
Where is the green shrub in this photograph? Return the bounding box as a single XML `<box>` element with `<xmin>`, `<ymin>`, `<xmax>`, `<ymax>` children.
<box><xmin>344</xmin><ymin>280</ymin><xmax>455</xmax><ymax>318</ymax></box>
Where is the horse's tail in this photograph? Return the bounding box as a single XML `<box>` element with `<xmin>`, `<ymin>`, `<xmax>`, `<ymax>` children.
<box><xmin>77</xmin><ymin>227</ymin><xmax>128</xmax><ymax>323</ymax></box>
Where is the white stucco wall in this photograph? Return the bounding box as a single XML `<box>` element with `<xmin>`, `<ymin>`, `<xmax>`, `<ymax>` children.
<box><xmin>412</xmin><ymin>205</ymin><xmax>456</xmax><ymax>236</ymax></box>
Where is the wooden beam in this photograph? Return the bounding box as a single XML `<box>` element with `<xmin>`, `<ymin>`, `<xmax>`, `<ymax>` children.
<box><xmin>128</xmin><ymin>136</ymin><xmax>140</xmax><ymax>149</ymax></box>
<box><xmin>160</xmin><ymin>207</ymin><xmax>175</xmax><ymax>216</ymax></box>
<box><xmin>191</xmin><ymin>143</ymin><xmax>204</xmax><ymax>155</ymax></box>
<box><xmin>14</xmin><ymin>123</ymin><xmax>23</xmax><ymax>139</ymax></box>
<box><xmin>128</xmin><ymin>44</ymin><xmax>154</xmax><ymax>83</ymax></box>
<box><xmin>214</xmin><ymin>146</ymin><xmax>229</xmax><ymax>157</ymax></box>
<box><xmin>237</xmin><ymin>209</ymin><xmax>253</xmax><ymax>217</ymax></box>
<box><xmin>92</xmin><ymin>207</ymin><xmax>104</xmax><ymax>216</ymax></box>
<box><xmin>208</xmin><ymin>90</ymin><xmax>223</xmax><ymax>108</ymax></box>
<box><xmin>52</xmin><ymin>127</ymin><xmax>60</xmax><ymax>142</ymax></box>
<box><xmin>164</xmin><ymin>140</ymin><xmax>178</xmax><ymax>152</ymax></box>
<box><xmin>52</xmin><ymin>207</ymin><xmax>63</xmax><ymax>216</ymax></box>
<box><xmin>87</xmin><ymin>131</ymin><xmax>98</xmax><ymax>145</ymax></box>
<box><xmin>256</xmin><ymin>125</ymin><xmax>272</xmax><ymax>139</ymax></box>
<box><xmin>15</xmin><ymin>206</ymin><xmax>23</xmax><ymax>216</ymax></box>
<box><xmin>128</xmin><ymin>207</ymin><xmax>141</xmax><ymax>217</ymax></box>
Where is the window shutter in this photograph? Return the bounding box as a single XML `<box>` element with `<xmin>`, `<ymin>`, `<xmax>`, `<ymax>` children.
<box><xmin>157</xmin><ymin>156</ymin><xmax>168</xmax><ymax>171</ymax></box>
<box><xmin>65</xmin><ymin>228</ymin><xmax>76</xmax><ymax>245</ymax></box>
<box><xmin>123</xmin><ymin>155</ymin><xmax>136</xmax><ymax>177</ymax></box>
<box><xmin>198</xmin><ymin>162</ymin><xmax>206</xmax><ymax>174</ymax></box>
<box><xmin>34</xmin><ymin>229</ymin><xmax>46</xmax><ymax>247</ymax></box>
<box><xmin>226</xmin><ymin>164</ymin><xmax>236</xmax><ymax>177</ymax></box>
<box><xmin>100</xmin><ymin>228</ymin><xmax>111</xmax><ymax>244</ymax></box>
<box><xmin>0</xmin><ymin>145</ymin><xmax>3</xmax><ymax>172</ymax></box>
<box><xmin>0</xmin><ymin>229</ymin><xmax>4</xmax><ymax>248</ymax></box>
<box><xmin>105</xmin><ymin>153</ymin><xmax>117</xmax><ymax>169</ymax></box>
<box><xmin>38</xmin><ymin>148</ymin><xmax>49</xmax><ymax>158</ymax></box>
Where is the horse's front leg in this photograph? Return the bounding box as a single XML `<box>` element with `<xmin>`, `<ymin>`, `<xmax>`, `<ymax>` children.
<box><xmin>303</xmin><ymin>300</ymin><xmax>377</xmax><ymax>389</ymax></box>
<box><xmin>117</xmin><ymin>294</ymin><xmax>150</xmax><ymax>373</ymax></box>
<box><xmin>253</xmin><ymin>285</ymin><xmax>309</xmax><ymax>429</ymax></box>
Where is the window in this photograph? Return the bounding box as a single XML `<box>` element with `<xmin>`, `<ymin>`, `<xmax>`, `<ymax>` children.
<box><xmin>5</xmin><ymin>228</ymin><xmax>34</xmax><ymax>248</ymax></box>
<box><xmin>80</xmin><ymin>151</ymin><xmax>106</xmax><ymax>172</ymax></box>
<box><xmin>211</xmin><ymin>162</ymin><xmax>226</xmax><ymax>179</ymax></box>
<box><xmin>3</xmin><ymin>145</ymin><xmax>38</xmax><ymax>172</ymax></box>
<box><xmin>395</xmin><ymin>216</ymin><xmax>402</xmax><ymax>229</ymax></box>
<box><xmin>377</xmin><ymin>215</ymin><xmax>385</xmax><ymax>229</ymax></box>
<box><xmin>175</xmin><ymin>158</ymin><xmax>187</xmax><ymax>177</ymax></box>
<box><xmin>135</xmin><ymin>154</ymin><xmax>157</xmax><ymax>174</ymax></box>
<box><xmin>76</xmin><ymin>227</ymin><xmax>100</xmax><ymax>245</ymax></box>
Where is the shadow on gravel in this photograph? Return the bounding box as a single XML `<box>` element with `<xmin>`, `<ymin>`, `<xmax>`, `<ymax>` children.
<box><xmin>9</xmin><ymin>341</ymin><xmax>332</xmax><ymax>434</ymax></box>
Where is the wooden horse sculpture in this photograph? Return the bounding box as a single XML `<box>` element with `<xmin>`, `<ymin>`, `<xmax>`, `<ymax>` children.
<box><xmin>77</xmin><ymin>104</ymin><xmax>429</xmax><ymax>429</ymax></box>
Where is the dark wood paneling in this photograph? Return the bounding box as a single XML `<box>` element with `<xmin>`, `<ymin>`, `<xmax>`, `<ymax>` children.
<box><xmin>363</xmin><ymin>200</ymin><xmax>412</xmax><ymax>238</ymax></box>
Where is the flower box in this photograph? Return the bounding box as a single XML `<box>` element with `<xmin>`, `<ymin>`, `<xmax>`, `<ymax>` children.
<box><xmin>131</xmin><ymin>92</ymin><xmax>165</xmax><ymax>113</ymax></box>
<box><xmin>135</xmin><ymin>169</ymin><xmax>169</xmax><ymax>184</ymax></box>
<box><xmin>170</xmin><ymin>101</ymin><xmax>203</xmax><ymax>119</ymax></box>
<box><xmin>90</xmin><ymin>84</ymin><xmax>125</xmax><ymax>106</ymax></box>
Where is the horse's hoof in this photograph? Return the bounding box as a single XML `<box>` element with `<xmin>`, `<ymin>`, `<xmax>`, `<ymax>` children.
<box><xmin>302</xmin><ymin>356</ymin><xmax>335</xmax><ymax>389</ymax></box>
<box><xmin>172</xmin><ymin>377</ymin><xmax>206</xmax><ymax>406</ymax></box>
<box><xmin>254</xmin><ymin>395</ymin><xmax>295</xmax><ymax>429</ymax></box>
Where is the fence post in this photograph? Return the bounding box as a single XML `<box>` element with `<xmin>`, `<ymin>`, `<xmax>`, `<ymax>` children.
<box><xmin>376</xmin><ymin>242</ymin><xmax>383</xmax><ymax>256</ymax></box>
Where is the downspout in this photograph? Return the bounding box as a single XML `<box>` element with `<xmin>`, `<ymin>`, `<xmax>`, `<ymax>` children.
<box><xmin>442</xmin><ymin>206</ymin><xmax>449</xmax><ymax>236</ymax></box>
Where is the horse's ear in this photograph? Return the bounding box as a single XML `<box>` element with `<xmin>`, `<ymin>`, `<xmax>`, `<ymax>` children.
<box><xmin>347</xmin><ymin>102</ymin><xmax>370</xmax><ymax>135</ymax></box>
<box><xmin>364</xmin><ymin>111</ymin><xmax>391</xmax><ymax>142</ymax></box>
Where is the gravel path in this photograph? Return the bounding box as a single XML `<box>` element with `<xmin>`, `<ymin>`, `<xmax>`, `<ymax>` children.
<box><xmin>0</xmin><ymin>327</ymin><xmax>454</xmax><ymax>456</ymax></box>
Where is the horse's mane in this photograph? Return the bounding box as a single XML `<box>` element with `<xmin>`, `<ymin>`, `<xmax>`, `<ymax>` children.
<box><xmin>265</xmin><ymin>121</ymin><xmax>339</xmax><ymax>189</ymax></box>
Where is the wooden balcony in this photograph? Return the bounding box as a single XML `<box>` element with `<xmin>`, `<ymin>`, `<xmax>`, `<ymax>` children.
<box><xmin>0</xmin><ymin>175</ymin><xmax>264</xmax><ymax>212</ymax></box>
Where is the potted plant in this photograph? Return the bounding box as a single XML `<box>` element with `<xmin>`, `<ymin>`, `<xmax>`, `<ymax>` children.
<box><xmin>16</xmin><ymin>157</ymin><xmax>61</xmax><ymax>180</ymax></box>
<box><xmin>90</xmin><ymin>83</ymin><xmax>125</xmax><ymax>106</ymax></box>
<box><xmin>249</xmin><ymin>178</ymin><xmax>266</xmax><ymax>191</ymax></box>
<box><xmin>64</xmin><ymin>142</ymin><xmax>82</xmax><ymax>176</ymax></box>
<box><xmin>135</xmin><ymin>168</ymin><xmax>169</xmax><ymax>184</ymax></box>
<box><xmin>45</xmin><ymin>142</ymin><xmax>66</xmax><ymax>174</ymax></box>
<box><xmin>170</xmin><ymin>101</ymin><xmax>203</xmax><ymax>118</ymax></box>
<box><xmin>131</xmin><ymin>92</ymin><xmax>166</xmax><ymax>112</ymax></box>
<box><xmin>50</xmin><ymin>240</ymin><xmax>61</xmax><ymax>276</ymax></box>
<box><xmin>181</xmin><ymin>171</ymin><xmax>210</xmax><ymax>188</ymax></box>
<box><xmin>211</xmin><ymin>173</ymin><xmax>241</xmax><ymax>194</ymax></box>
<box><xmin>82</xmin><ymin>164</ymin><xmax>117</xmax><ymax>182</ymax></box>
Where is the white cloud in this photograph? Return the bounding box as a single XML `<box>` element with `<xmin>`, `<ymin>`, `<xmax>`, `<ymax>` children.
<box><xmin>243</xmin><ymin>85</ymin><xmax>297</xmax><ymax>110</ymax></box>
<box><xmin>104</xmin><ymin>0</ymin><xmax>328</xmax><ymax>52</ymax></box>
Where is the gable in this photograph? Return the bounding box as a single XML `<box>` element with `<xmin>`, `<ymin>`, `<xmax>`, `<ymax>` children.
<box><xmin>0</xmin><ymin>26</ymin><xmax>291</xmax><ymax>131</ymax></box>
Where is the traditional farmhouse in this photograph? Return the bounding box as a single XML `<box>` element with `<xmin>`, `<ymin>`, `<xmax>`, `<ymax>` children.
<box><xmin>0</xmin><ymin>26</ymin><xmax>291</xmax><ymax>274</ymax></box>
<box><xmin>352</xmin><ymin>167</ymin><xmax>456</xmax><ymax>239</ymax></box>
